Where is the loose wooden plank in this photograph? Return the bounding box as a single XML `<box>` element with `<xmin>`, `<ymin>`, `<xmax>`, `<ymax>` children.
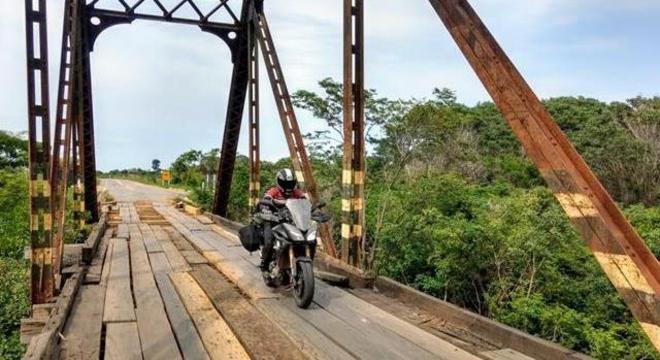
<box><xmin>181</xmin><ymin>250</ymin><xmax>208</xmax><ymax>265</ymax></box>
<box><xmin>206</xmin><ymin>232</ymin><xmax>261</xmax><ymax>267</ymax></box>
<box><xmin>119</xmin><ymin>205</ymin><xmax>131</xmax><ymax>224</ymax></box>
<box><xmin>211</xmin><ymin>224</ymin><xmax>240</xmax><ymax>244</ymax></box>
<box><xmin>103</xmin><ymin>238</ymin><xmax>136</xmax><ymax>323</ymax></box>
<box><xmin>161</xmin><ymin>239</ymin><xmax>192</xmax><ymax>272</ymax></box>
<box><xmin>130</xmin><ymin>204</ymin><xmax>140</xmax><ymax>223</ymax></box>
<box><xmin>100</xmin><ymin>240</ymin><xmax>114</xmax><ymax>287</ymax></box>
<box><xmin>153</xmin><ymin>225</ymin><xmax>191</xmax><ymax>272</ymax></box>
<box><xmin>169</xmin><ymin>272</ymin><xmax>250</xmax><ymax>360</ymax></box>
<box><xmin>163</xmin><ymin>207</ymin><xmax>209</xmax><ymax>231</ymax></box>
<box><xmin>130</xmin><ymin>227</ymin><xmax>182</xmax><ymax>360</ymax></box>
<box><xmin>286</xmin><ymin>298</ymin><xmax>413</xmax><ymax>359</ymax></box>
<box><xmin>139</xmin><ymin>223</ymin><xmax>163</xmax><ymax>253</ymax></box>
<box><xmin>254</xmin><ymin>298</ymin><xmax>355</xmax><ymax>360</ymax></box>
<box><xmin>480</xmin><ymin>349</ymin><xmax>535</xmax><ymax>360</ymax></box>
<box><xmin>196</xmin><ymin>230</ymin><xmax>229</xmax><ymax>246</ymax></box>
<box><xmin>314</xmin><ymin>282</ymin><xmax>477</xmax><ymax>360</ymax></box>
<box><xmin>183</xmin><ymin>231</ymin><xmax>215</xmax><ymax>252</ymax></box>
<box><xmin>206</xmin><ymin>254</ymin><xmax>278</xmax><ymax>300</ymax></box>
<box><xmin>197</xmin><ymin>215</ymin><xmax>214</xmax><ymax>224</ymax></box>
<box><xmin>149</xmin><ymin>251</ymin><xmax>173</xmax><ymax>275</ymax></box>
<box><xmin>85</xmin><ymin>230</ymin><xmax>112</xmax><ymax>284</ymax></box>
<box><xmin>60</xmin><ymin>285</ymin><xmax>104</xmax><ymax>359</ymax></box>
<box><xmin>82</xmin><ymin>215</ymin><xmax>108</xmax><ymax>263</ymax></box>
<box><xmin>164</xmin><ymin>226</ymin><xmax>195</xmax><ymax>251</ymax></box>
<box><xmin>105</xmin><ymin>322</ymin><xmax>142</xmax><ymax>360</ymax></box>
<box><xmin>153</xmin><ymin>269</ymin><xmax>209</xmax><ymax>360</ymax></box>
<box><xmin>115</xmin><ymin>223</ymin><xmax>129</xmax><ymax>239</ymax></box>
<box><xmin>191</xmin><ymin>265</ymin><xmax>307</xmax><ymax>360</ymax></box>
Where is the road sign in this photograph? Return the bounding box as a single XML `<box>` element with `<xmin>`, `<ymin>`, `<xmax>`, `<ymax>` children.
<box><xmin>161</xmin><ymin>170</ymin><xmax>172</xmax><ymax>182</ymax></box>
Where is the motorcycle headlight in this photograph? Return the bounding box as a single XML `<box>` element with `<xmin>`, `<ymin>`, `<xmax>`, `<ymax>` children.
<box><xmin>306</xmin><ymin>230</ymin><xmax>317</xmax><ymax>241</ymax></box>
<box><xmin>283</xmin><ymin>223</ymin><xmax>305</xmax><ymax>241</ymax></box>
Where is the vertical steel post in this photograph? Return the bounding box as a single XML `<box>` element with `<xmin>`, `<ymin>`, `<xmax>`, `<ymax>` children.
<box><xmin>78</xmin><ymin>3</ymin><xmax>99</xmax><ymax>223</ymax></box>
<box><xmin>72</xmin><ymin>119</ymin><xmax>85</xmax><ymax>229</ymax></box>
<box><xmin>248</xmin><ymin>12</ymin><xmax>261</xmax><ymax>209</ymax></box>
<box><xmin>24</xmin><ymin>0</ymin><xmax>54</xmax><ymax>304</ymax></box>
<box><xmin>212</xmin><ymin>7</ymin><xmax>251</xmax><ymax>217</ymax></box>
<box><xmin>51</xmin><ymin>0</ymin><xmax>80</xmax><ymax>278</ymax></box>
<box><xmin>342</xmin><ymin>0</ymin><xmax>365</xmax><ymax>267</ymax></box>
<box><xmin>254</xmin><ymin>12</ymin><xmax>338</xmax><ymax>258</ymax></box>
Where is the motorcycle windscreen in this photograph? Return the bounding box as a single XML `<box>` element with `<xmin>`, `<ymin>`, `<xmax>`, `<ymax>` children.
<box><xmin>285</xmin><ymin>199</ymin><xmax>312</xmax><ymax>231</ymax></box>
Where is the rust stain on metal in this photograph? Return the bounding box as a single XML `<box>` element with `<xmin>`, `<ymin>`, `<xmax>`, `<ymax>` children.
<box><xmin>253</xmin><ymin>10</ymin><xmax>337</xmax><ymax>258</ymax></box>
<box><xmin>342</xmin><ymin>0</ymin><xmax>366</xmax><ymax>268</ymax></box>
<box><xmin>24</xmin><ymin>0</ymin><xmax>55</xmax><ymax>304</ymax></box>
<box><xmin>429</xmin><ymin>0</ymin><xmax>660</xmax><ymax>349</ymax></box>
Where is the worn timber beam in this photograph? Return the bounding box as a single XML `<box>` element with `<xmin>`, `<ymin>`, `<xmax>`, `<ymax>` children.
<box><xmin>342</xmin><ymin>0</ymin><xmax>366</xmax><ymax>268</ymax></box>
<box><xmin>429</xmin><ymin>0</ymin><xmax>660</xmax><ymax>350</ymax></box>
<box><xmin>253</xmin><ymin>10</ymin><xmax>338</xmax><ymax>258</ymax></box>
<box><xmin>24</xmin><ymin>0</ymin><xmax>55</xmax><ymax>304</ymax></box>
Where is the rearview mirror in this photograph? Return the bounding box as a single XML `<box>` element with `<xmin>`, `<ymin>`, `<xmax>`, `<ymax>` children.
<box><xmin>312</xmin><ymin>201</ymin><xmax>327</xmax><ymax>211</ymax></box>
<box><xmin>312</xmin><ymin>213</ymin><xmax>332</xmax><ymax>224</ymax></box>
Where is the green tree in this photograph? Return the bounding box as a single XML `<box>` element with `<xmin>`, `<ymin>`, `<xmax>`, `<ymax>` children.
<box><xmin>292</xmin><ymin>77</ymin><xmax>411</xmax><ymax>158</ymax></box>
<box><xmin>0</xmin><ymin>131</ymin><xmax>27</xmax><ymax>169</ymax></box>
<box><xmin>151</xmin><ymin>159</ymin><xmax>161</xmax><ymax>172</ymax></box>
<box><xmin>170</xmin><ymin>150</ymin><xmax>203</xmax><ymax>186</ymax></box>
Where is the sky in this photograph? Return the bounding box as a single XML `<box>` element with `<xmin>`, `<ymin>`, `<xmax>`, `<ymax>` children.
<box><xmin>1</xmin><ymin>0</ymin><xmax>659</xmax><ymax>171</ymax></box>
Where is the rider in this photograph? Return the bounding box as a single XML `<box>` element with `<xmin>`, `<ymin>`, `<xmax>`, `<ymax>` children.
<box><xmin>258</xmin><ymin>169</ymin><xmax>306</xmax><ymax>277</ymax></box>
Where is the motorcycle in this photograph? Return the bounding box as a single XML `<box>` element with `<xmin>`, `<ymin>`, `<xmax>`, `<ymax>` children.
<box><xmin>255</xmin><ymin>198</ymin><xmax>330</xmax><ymax>308</ymax></box>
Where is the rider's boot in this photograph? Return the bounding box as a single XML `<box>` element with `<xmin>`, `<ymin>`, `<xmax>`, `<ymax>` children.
<box><xmin>260</xmin><ymin>259</ymin><xmax>275</xmax><ymax>287</ymax></box>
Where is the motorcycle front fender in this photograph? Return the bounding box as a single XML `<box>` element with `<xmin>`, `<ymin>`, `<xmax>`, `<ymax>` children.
<box><xmin>295</xmin><ymin>256</ymin><xmax>313</xmax><ymax>264</ymax></box>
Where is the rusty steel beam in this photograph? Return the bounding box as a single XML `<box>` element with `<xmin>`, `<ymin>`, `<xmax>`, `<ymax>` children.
<box><xmin>86</xmin><ymin>0</ymin><xmax>240</xmax><ymax>28</ymax></box>
<box><xmin>429</xmin><ymin>0</ymin><xmax>660</xmax><ymax>350</ymax></box>
<box><xmin>24</xmin><ymin>0</ymin><xmax>54</xmax><ymax>304</ymax></box>
<box><xmin>78</xmin><ymin>4</ymin><xmax>99</xmax><ymax>222</ymax></box>
<box><xmin>248</xmin><ymin>9</ymin><xmax>261</xmax><ymax>209</ymax></box>
<box><xmin>212</xmin><ymin>0</ymin><xmax>252</xmax><ymax>216</ymax></box>
<box><xmin>71</xmin><ymin>119</ymin><xmax>85</xmax><ymax>229</ymax></box>
<box><xmin>341</xmin><ymin>0</ymin><xmax>366</xmax><ymax>268</ymax></box>
<box><xmin>51</xmin><ymin>0</ymin><xmax>80</xmax><ymax>277</ymax></box>
<box><xmin>253</xmin><ymin>11</ymin><xmax>338</xmax><ymax>258</ymax></box>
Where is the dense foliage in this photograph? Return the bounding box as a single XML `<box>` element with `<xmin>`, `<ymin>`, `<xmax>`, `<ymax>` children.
<box><xmin>0</xmin><ymin>132</ymin><xmax>89</xmax><ymax>358</ymax></box>
<box><xmin>293</xmin><ymin>83</ymin><xmax>660</xmax><ymax>358</ymax></box>
<box><xmin>98</xmin><ymin>82</ymin><xmax>660</xmax><ymax>358</ymax></box>
<box><xmin>0</xmin><ymin>132</ymin><xmax>30</xmax><ymax>358</ymax></box>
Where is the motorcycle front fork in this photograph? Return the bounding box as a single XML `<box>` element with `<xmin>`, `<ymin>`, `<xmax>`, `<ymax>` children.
<box><xmin>289</xmin><ymin>245</ymin><xmax>311</xmax><ymax>278</ymax></box>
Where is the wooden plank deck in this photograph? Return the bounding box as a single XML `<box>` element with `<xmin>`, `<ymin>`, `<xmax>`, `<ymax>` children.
<box><xmin>59</xmin><ymin>200</ymin><xmax>547</xmax><ymax>360</ymax></box>
<box><xmin>170</xmin><ymin>272</ymin><xmax>250</xmax><ymax>359</ymax></box>
<box><xmin>160</xmin><ymin>206</ymin><xmax>481</xmax><ymax>360</ymax></box>
<box><xmin>105</xmin><ymin>322</ymin><xmax>142</xmax><ymax>360</ymax></box>
<box><xmin>103</xmin><ymin>238</ymin><xmax>135</xmax><ymax>323</ymax></box>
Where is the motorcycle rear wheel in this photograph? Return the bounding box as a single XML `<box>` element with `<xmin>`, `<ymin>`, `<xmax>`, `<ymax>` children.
<box><xmin>294</xmin><ymin>261</ymin><xmax>315</xmax><ymax>308</ymax></box>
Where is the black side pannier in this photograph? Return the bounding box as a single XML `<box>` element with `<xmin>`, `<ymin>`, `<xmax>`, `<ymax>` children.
<box><xmin>238</xmin><ymin>223</ymin><xmax>260</xmax><ymax>252</ymax></box>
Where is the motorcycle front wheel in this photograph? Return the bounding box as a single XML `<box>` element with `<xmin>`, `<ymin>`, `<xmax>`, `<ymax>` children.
<box><xmin>293</xmin><ymin>261</ymin><xmax>315</xmax><ymax>309</ymax></box>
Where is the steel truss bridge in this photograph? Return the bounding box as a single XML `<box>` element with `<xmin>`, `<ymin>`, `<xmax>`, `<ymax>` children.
<box><xmin>21</xmin><ymin>0</ymin><xmax>660</xmax><ymax>355</ymax></box>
